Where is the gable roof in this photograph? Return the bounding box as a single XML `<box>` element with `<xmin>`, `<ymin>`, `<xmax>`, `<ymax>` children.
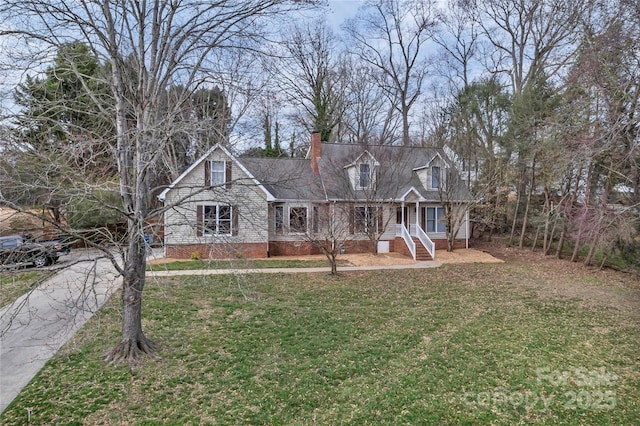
<box><xmin>157</xmin><ymin>144</ymin><xmax>275</xmax><ymax>202</ymax></box>
<box><xmin>240</xmin><ymin>157</ymin><xmax>326</xmax><ymax>201</ymax></box>
<box><xmin>316</xmin><ymin>143</ymin><xmax>470</xmax><ymax>202</ymax></box>
<box><xmin>160</xmin><ymin>142</ymin><xmax>471</xmax><ymax>204</ymax></box>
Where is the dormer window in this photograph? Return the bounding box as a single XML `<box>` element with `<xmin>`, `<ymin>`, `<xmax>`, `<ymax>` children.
<box><xmin>431</xmin><ymin>166</ymin><xmax>441</xmax><ymax>189</ymax></box>
<box><xmin>359</xmin><ymin>163</ymin><xmax>371</xmax><ymax>188</ymax></box>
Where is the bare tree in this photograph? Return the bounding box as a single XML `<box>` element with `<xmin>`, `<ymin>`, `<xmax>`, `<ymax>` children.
<box><xmin>345</xmin><ymin>0</ymin><xmax>439</xmax><ymax>146</ymax></box>
<box><xmin>272</xmin><ymin>21</ymin><xmax>348</xmax><ymax>142</ymax></box>
<box><xmin>301</xmin><ymin>203</ymin><xmax>351</xmax><ymax>275</ymax></box>
<box><xmin>472</xmin><ymin>0</ymin><xmax>588</xmax><ymax>96</ymax></box>
<box><xmin>340</xmin><ymin>62</ymin><xmax>402</xmax><ymax>145</ymax></box>
<box><xmin>435</xmin><ymin>166</ymin><xmax>474</xmax><ymax>252</ymax></box>
<box><xmin>0</xmin><ymin>0</ymin><xmax>314</xmax><ymax>362</ymax></box>
<box><xmin>433</xmin><ymin>0</ymin><xmax>480</xmax><ymax>92</ymax></box>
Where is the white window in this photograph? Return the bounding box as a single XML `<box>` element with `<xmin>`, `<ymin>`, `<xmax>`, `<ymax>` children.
<box><xmin>204</xmin><ymin>205</ymin><xmax>232</xmax><ymax>235</ymax></box>
<box><xmin>312</xmin><ymin>206</ymin><xmax>320</xmax><ymax>233</ymax></box>
<box><xmin>275</xmin><ymin>205</ymin><xmax>284</xmax><ymax>234</ymax></box>
<box><xmin>354</xmin><ymin>206</ymin><xmax>379</xmax><ymax>233</ymax></box>
<box><xmin>211</xmin><ymin>161</ymin><xmax>226</xmax><ymax>186</ymax></box>
<box><xmin>426</xmin><ymin>207</ymin><xmax>446</xmax><ymax>233</ymax></box>
<box><xmin>359</xmin><ymin>163</ymin><xmax>371</xmax><ymax>188</ymax></box>
<box><xmin>289</xmin><ymin>207</ymin><xmax>307</xmax><ymax>233</ymax></box>
<box><xmin>431</xmin><ymin>166</ymin><xmax>441</xmax><ymax>189</ymax></box>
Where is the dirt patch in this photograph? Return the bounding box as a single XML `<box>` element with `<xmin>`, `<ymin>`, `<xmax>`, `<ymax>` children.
<box><xmin>147</xmin><ymin>249</ymin><xmax>504</xmax><ymax>267</ymax></box>
<box><xmin>435</xmin><ymin>248</ymin><xmax>504</xmax><ymax>264</ymax></box>
<box><xmin>339</xmin><ymin>252</ymin><xmax>416</xmax><ymax>266</ymax></box>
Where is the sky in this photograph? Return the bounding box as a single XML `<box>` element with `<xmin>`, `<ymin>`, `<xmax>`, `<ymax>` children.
<box><xmin>325</xmin><ymin>0</ymin><xmax>364</xmax><ymax>28</ymax></box>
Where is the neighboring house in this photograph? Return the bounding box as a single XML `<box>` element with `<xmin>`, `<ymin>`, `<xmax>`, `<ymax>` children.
<box><xmin>158</xmin><ymin>133</ymin><xmax>471</xmax><ymax>261</ymax></box>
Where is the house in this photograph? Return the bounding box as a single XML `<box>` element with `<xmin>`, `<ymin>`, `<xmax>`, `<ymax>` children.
<box><xmin>158</xmin><ymin>133</ymin><xmax>471</xmax><ymax>261</ymax></box>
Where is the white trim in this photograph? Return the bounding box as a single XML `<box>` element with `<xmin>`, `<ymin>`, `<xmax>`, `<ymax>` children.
<box><xmin>466</xmin><ymin>209</ymin><xmax>469</xmax><ymax>248</ymax></box>
<box><xmin>202</xmin><ymin>204</ymin><xmax>233</xmax><ymax>236</ymax></box>
<box><xmin>399</xmin><ymin>187</ymin><xmax>422</xmax><ymax>201</ymax></box>
<box><xmin>157</xmin><ymin>144</ymin><xmax>276</xmax><ymax>202</ymax></box>
<box><xmin>343</xmin><ymin>150</ymin><xmax>380</xmax><ymax>168</ymax></box>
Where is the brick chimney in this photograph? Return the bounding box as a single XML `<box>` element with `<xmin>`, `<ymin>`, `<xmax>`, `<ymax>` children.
<box><xmin>310</xmin><ymin>131</ymin><xmax>321</xmax><ymax>174</ymax></box>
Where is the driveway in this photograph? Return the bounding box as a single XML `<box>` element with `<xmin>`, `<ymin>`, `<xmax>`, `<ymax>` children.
<box><xmin>0</xmin><ymin>251</ymin><xmax>121</xmax><ymax>413</ymax></box>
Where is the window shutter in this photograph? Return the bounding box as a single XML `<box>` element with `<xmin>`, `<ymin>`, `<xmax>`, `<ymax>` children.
<box><xmin>377</xmin><ymin>207</ymin><xmax>383</xmax><ymax>233</ymax></box>
<box><xmin>225</xmin><ymin>161</ymin><xmax>232</xmax><ymax>189</ymax></box>
<box><xmin>232</xmin><ymin>206</ymin><xmax>238</xmax><ymax>236</ymax></box>
<box><xmin>204</xmin><ymin>160</ymin><xmax>211</xmax><ymax>187</ymax></box>
<box><xmin>349</xmin><ymin>207</ymin><xmax>354</xmax><ymax>235</ymax></box>
<box><xmin>196</xmin><ymin>205</ymin><xmax>203</xmax><ymax>236</ymax></box>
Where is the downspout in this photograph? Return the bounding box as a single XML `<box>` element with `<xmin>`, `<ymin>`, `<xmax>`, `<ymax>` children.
<box><xmin>465</xmin><ymin>209</ymin><xmax>469</xmax><ymax>249</ymax></box>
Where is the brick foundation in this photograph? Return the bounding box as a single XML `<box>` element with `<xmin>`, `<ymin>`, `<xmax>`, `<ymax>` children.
<box><xmin>433</xmin><ymin>238</ymin><xmax>467</xmax><ymax>250</ymax></box>
<box><xmin>268</xmin><ymin>239</ymin><xmax>382</xmax><ymax>257</ymax></box>
<box><xmin>166</xmin><ymin>243</ymin><xmax>268</xmax><ymax>260</ymax></box>
<box><xmin>394</xmin><ymin>237</ymin><xmax>467</xmax><ymax>256</ymax></box>
<box><xmin>165</xmin><ymin>237</ymin><xmax>466</xmax><ymax>260</ymax></box>
<box><xmin>268</xmin><ymin>240</ymin><xmax>323</xmax><ymax>257</ymax></box>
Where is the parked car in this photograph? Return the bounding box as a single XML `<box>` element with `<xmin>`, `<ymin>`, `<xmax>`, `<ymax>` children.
<box><xmin>33</xmin><ymin>236</ymin><xmax>72</xmax><ymax>255</ymax></box>
<box><xmin>0</xmin><ymin>235</ymin><xmax>59</xmax><ymax>268</ymax></box>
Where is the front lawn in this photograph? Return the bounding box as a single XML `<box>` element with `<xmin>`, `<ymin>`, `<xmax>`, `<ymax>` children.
<box><xmin>146</xmin><ymin>257</ymin><xmax>348</xmax><ymax>271</ymax></box>
<box><xmin>0</xmin><ymin>270</ymin><xmax>51</xmax><ymax>308</ymax></box>
<box><xmin>2</xmin><ymin>256</ymin><xmax>639</xmax><ymax>424</ymax></box>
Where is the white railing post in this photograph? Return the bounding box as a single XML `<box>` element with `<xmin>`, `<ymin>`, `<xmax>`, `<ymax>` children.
<box><xmin>415</xmin><ymin>225</ymin><xmax>435</xmax><ymax>260</ymax></box>
<box><xmin>398</xmin><ymin>224</ymin><xmax>416</xmax><ymax>260</ymax></box>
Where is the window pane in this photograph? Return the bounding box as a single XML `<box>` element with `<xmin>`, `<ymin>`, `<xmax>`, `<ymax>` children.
<box><xmin>436</xmin><ymin>207</ymin><xmax>446</xmax><ymax>233</ymax></box>
<box><xmin>275</xmin><ymin>206</ymin><xmax>284</xmax><ymax>232</ymax></box>
<box><xmin>355</xmin><ymin>206</ymin><xmax>366</xmax><ymax>232</ymax></box>
<box><xmin>359</xmin><ymin>164</ymin><xmax>370</xmax><ymax>188</ymax></box>
<box><xmin>290</xmin><ymin>207</ymin><xmax>307</xmax><ymax>232</ymax></box>
<box><xmin>426</xmin><ymin>207</ymin><xmax>435</xmax><ymax>232</ymax></box>
<box><xmin>219</xmin><ymin>205</ymin><xmax>231</xmax><ymax>219</ymax></box>
<box><xmin>203</xmin><ymin>205</ymin><xmax>232</xmax><ymax>235</ymax></box>
<box><xmin>432</xmin><ymin>166</ymin><xmax>440</xmax><ymax>189</ymax></box>
<box><xmin>204</xmin><ymin>205</ymin><xmax>216</xmax><ymax>235</ymax></box>
<box><xmin>211</xmin><ymin>161</ymin><xmax>225</xmax><ymax>186</ymax></box>
<box><xmin>312</xmin><ymin>206</ymin><xmax>319</xmax><ymax>233</ymax></box>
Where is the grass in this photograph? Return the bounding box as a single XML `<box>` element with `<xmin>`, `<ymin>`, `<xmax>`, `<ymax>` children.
<box><xmin>2</xmin><ymin>258</ymin><xmax>639</xmax><ymax>425</ymax></box>
<box><xmin>146</xmin><ymin>258</ymin><xmax>348</xmax><ymax>271</ymax></box>
<box><xmin>0</xmin><ymin>270</ymin><xmax>50</xmax><ymax>308</ymax></box>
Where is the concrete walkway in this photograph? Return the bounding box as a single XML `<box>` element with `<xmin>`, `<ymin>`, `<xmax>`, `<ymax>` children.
<box><xmin>0</xmin><ymin>256</ymin><xmax>120</xmax><ymax>413</ymax></box>
<box><xmin>146</xmin><ymin>260</ymin><xmax>441</xmax><ymax>277</ymax></box>
<box><xmin>0</xmin><ymin>253</ymin><xmax>440</xmax><ymax>414</ymax></box>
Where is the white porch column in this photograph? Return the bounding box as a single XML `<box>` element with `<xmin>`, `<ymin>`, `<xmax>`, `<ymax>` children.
<box><xmin>401</xmin><ymin>200</ymin><xmax>405</xmax><ymax>227</ymax></box>
<box><xmin>465</xmin><ymin>209</ymin><xmax>469</xmax><ymax>249</ymax></box>
<box><xmin>415</xmin><ymin>201</ymin><xmax>420</xmax><ymax>236</ymax></box>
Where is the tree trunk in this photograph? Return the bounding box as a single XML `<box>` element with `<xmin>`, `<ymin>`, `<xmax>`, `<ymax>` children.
<box><xmin>542</xmin><ymin>186</ymin><xmax>551</xmax><ymax>253</ymax></box>
<box><xmin>532</xmin><ymin>226</ymin><xmax>540</xmax><ymax>252</ymax></box>
<box><xmin>402</xmin><ymin>103</ymin><xmax>411</xmax><ymax>146</ymax></box>
<box><xmin>519</xmin><ymin>159</ymin><xmax>536</xmax><ymax>248</ymax></box>
<box><xmin>556</xmin><ymin>228</ymin><xmax>566</xmax><ymax>258</ymax></box>
<box><xmin>104</xmin><ymin>236</ymin><xmax>157</xmax><ymax>363</ymax></box>
<box><xmin>584</xmin><ymin>235</ymin><xmax>599</xmax><ymax>266</ymax></box>
<box><xmin>570</xmin><ymin>229</ymin><xmax>582</xmax><ymax>262</ymax></box>
<box><xmin>545</xmin><ymin>214</ymin><xmax>558</xmax><ymax>256</ymax></box>
<box><xmin>509</xmin><ymin>167</ymin><xmax>525</xmax><ymax>244</ymax></box>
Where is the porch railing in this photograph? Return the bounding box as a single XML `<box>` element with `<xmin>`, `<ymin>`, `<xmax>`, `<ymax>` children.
<box><xmin>415</xmin><ymin>225</ymin><xmax>435</xmax><ymax>260</ymax></box>
<box><xmin>397</xmin><ymin>224</ymin><xmax>416</xmax><ymax>260</ymax></box>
